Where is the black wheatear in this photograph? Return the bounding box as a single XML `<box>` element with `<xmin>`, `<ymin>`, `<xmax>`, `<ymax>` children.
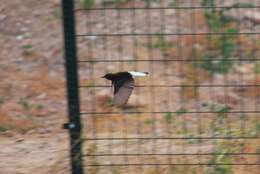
<box><xmin>102</xmin><ymin>71</ymin><xmax>148</xmax><ymax>106</ymax></box>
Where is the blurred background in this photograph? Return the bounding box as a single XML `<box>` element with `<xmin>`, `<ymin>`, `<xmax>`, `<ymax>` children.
<box><xmin>0</xmin><ymin>0</ymin><xmax>260</xmax><ymax>173</ymax></box>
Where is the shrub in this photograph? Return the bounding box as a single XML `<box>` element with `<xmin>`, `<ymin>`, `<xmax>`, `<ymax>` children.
<box><xmin>79</xmin><ymin>0</ymin><xmax>95</xmax><ymax>9</ymax></box>
<box><xmin>199</xmin><ymin>0</ymin><xmax>238</xmax><ymax>74</ymax></box>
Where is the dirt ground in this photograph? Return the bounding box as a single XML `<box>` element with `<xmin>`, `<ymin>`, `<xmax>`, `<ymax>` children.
<box><xmin>0</xmin><ymin>0</ymin><xmax>71</xmax><ymax>173</ymax></box>
<box><xmin>0</xmin><ymin>134</ymin><xmax>70</xmax><ymax>174</ymax></box>
<box><xmin>0</xmin><ymin>0</ymin><xmax>260</xmax><ymax>174</ymax></box>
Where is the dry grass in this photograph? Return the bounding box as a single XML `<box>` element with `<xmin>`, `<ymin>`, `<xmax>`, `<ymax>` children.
<box><xmin>0</xmin><ymin>110</ymin><xmax>37</xmax><ymax>134</ymax></box>
<box><xmin>0</xmin><ymin>0</ymin><xmax>260</xmax><ymax>173</ymax></box>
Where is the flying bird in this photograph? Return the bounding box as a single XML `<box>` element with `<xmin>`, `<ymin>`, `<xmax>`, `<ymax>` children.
<box><xmin>102</xmin><ymin>71</ymin><xmax>148</xmax><ymax>106</ymax></box>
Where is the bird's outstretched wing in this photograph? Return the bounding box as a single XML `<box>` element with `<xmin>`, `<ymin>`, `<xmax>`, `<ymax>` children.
<box><xmin>113</xmin><ymin>77</ymin><xmax>134</xmax><ymax>106</ymax></box>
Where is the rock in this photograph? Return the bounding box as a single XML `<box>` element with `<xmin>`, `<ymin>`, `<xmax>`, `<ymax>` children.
<box><xmin>243</xmin><ymin>10</ymin><xmax>260</xmax><ymax>25</ymax></box>
<box><xmin>16</xmin><ymin>35</ymin><xmax>24</xmax><ymax>41</ymax></box>
<box><xmin>0</xmin><ymin>14</ymin><xmax>7</xmax><ymax>21</ymax></box>
<box><xmin>15</xmin><ymin>138</ymin><xmax>24</xmax><ymax>143</ymax></box>
<box><xmin>36</xmin><ymin>93</ymin><xmax>47</xmax><ymax>99</ymax></box>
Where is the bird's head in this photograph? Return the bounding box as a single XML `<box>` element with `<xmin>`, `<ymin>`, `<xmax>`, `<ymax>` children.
<box><xmin>102</xmin><ymin>73</ymin><xmax>114</xmax><ymax>80</ymax></box>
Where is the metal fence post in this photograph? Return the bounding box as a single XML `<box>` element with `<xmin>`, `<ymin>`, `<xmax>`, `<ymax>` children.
<box><xmin>61</xmin><ymin>0</ymin><xmax>84</xmax><ymax>173</ymax></box>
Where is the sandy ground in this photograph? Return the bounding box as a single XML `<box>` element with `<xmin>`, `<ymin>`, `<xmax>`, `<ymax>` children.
<box><xmin>0</xmin><ymin>134</ymin><xmax>70</xmax><ymax>174</ymax></box>
<box><xmin>1</xmin><ymin>0</ymin><xmax>260</xmax><ymax>173</ymax></box>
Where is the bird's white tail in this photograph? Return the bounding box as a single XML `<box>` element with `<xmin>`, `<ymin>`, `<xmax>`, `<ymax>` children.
<box><xmin>129</xmin><ymin>71</ymin><xmax>149</xmax><ymax>77</ymax></box>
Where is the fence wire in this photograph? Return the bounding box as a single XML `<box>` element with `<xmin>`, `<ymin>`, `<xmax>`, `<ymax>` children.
<box><xmin>64</xmin><ymin>0</ymin><xmax>260</xmax><ymax>173</ymax></box>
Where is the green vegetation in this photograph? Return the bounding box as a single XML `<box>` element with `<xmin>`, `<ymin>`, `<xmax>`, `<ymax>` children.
<box><xmin>199</xmin><ymin>0</ymin><xmax>238</xmax><ymax>74</ymax></box>
<box><xmin>79</xmin><ymin>0</ymin><xmax>95</xmax><ymax>8</ymax></box>
<box><xmin>170</xmin><ymin>0</ymin><xmax>177</xmax><ymax>7</ymax></box>
<box><xmin>176</xmin><ymin>107</ymin><xmax>188</xmax><ymax>115</ymax></box>
<box><xmin>254</xmin><ymin>62</ymin><xmax>260</xmax><ymax>74</ymax></box>
<box><xmin>52</xmin><ymin>8</ymin><xmax>62</xmax><ymax>19</ymax></box>
<box><xmin>167</xmin><ymin>166</ymin><xmax>189</xmax><ymax>174</ymax></box>
<box><xmin>0</xmin><ymin>98</ymin><xmax>41</xmax><ymax>134</ymax></box>
<box><xmin>18</xmin><ymin>98</ymin><xmax>32</xmax><ymax>111</ymax></box>
<box><xmin>207</xmin><ymin>138</ymin><xmax>247</xmax><ymax>174</ymax></box>
<box><xmin>144</xmin><ymin>118</ymin><xmax>155</xmax><ymax>125</ymax></box>
<box><xmin>211</xmin><ymin>104</ymin><xmax>232</xmax><ymax>116</ymax></box>
<box><xmin>17</xmin><ymin>98</ymin><xmax>45</xmax><ymax>118</ymax></box>
<box><xmin>111</xmin><ymin>167</ymin><xmax>120</xmax><ymax>174</ymax></box>
<box><xmin>202</xmin><ymin>102</ymin><xmax>232</xmax><ymax>117</ymax></box>
<box><xmin>0</xmin><ymin>125</ymin><xmax>8</xmax><ymax>132</ymax></box>
<box><xmin>35</xmin><ymin>104</ymin><xmax>44</xmax><ymax>111</ymax></box>
<box><xmin>230</xmin><ymin>2</ymin><xmax>255</xmax><ymax>8</ymax></box>
<box><xmin>21</xmin><ymin>44</ymin><xmax>34</xmax><ymax>56</ymax></box>
<box><xmin>164</xmin><ymin>112</ymin><xmax>173</xmax><ymax>123</ymax></box>
<box><xmin>255</xmin><ymin>123</ymin><xmax>260</xmax><ymax>136</ymax></box>
<box><xmin>86</xmin><ymin>143</ymin><xmax>100</xmax><ymax>174</ymax></box>
<box><xmin>0</xmin><ymin>97</ymin><xmax>4</xmax><ymax>107</ymax></box>
<box><xmin>146</xmin><ymin>36</ymin><xmax>175</xmax><ymax>53</ymax></box>
<box><xmin>0</xmin><ymin>124</ymin><xmax>13</xmax><ymax>133</ymax></box>
<box><xmin>21</xmin><ymin>44</ymin><xmax>33</xmax><ymax>50</ymax></box>
<box><xmin>207</xmin><ymin>142</ymin><xmax>234</xmax><ymax>174</ymax></box>
<box><xmin>199</xmin><ymin>29</ymin><xmax>237</xmax><ymax>74</ymax></box>
<box><xmin>18</xmin><ymin>98</ymin><xmax>45</xmax><ymax>112</ymax></box>
<box><xmin>201</xmin><ymin>0</ymin><xmax>215</xmax><ymax>7</ymax></box>
<box><xmin>103</xmin><ymin>0</ymin><xmax>132</xmax><ymax>5</ymax></box>
<box><xmin>204</xmin><ymin>103</ymin><xmax>232</xmax><ymax>135</ymax></box>
<box><xmin>79</xmin><ymin>0</ymin><xmax>135</xmax><ymax>8</ymax></box>
<box><xmin>89</xmin><ymin>60</ymin><xmax>97</xmax><ymax>65</ymax></box>
<box><xmin>79</xmin><ymin>0</ymin><xmax>182</xmax><ymax>8</ymax></box>
<box><xmin>105</xmin><ymin>97</ymin><xmax>114</xmax><ymax>107</ymax></box>
<box><xmin>186</xmin><ymin>134</ymin><xmax>201</xmax><ymax>144</ymax></box>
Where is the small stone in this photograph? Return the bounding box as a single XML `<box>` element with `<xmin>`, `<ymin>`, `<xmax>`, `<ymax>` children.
<box><xmin>25</xmin><ymin>20</ymin><xmax>32</xmax><ymax>24</ymax></box>
<box><xmin>85</xmin><ymin>36</ymin><xmax>97</xmax><ymax>41</ymax></box>
<box><xmin>15</xmin><ymin>138</ymin><xmax>24</xmax><ymax>143</ymax></box>
<box><xmin>37</xmin><ymin>93</ymin><xmax>47</xmax><ymax>99</ymax></box>
<box><xmin>16</xmin><ymin>35</ymin><xmax>24</xmax><ymax>41</ymax></box>
<box><xmin>165</xmin><ymin>9</ymin><xmax>174</xmax><ymax>16</ymax></box>
<box><xmin>0</xmin><ymin>14</ymin><xmax>7</xmax><ymax>21</ymax></box>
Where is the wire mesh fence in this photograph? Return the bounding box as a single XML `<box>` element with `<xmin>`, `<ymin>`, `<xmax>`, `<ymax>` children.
<box><xmin>63</xmin><ymin>0</ymin><xmax>260</xmax><ymax>173</ymax></box>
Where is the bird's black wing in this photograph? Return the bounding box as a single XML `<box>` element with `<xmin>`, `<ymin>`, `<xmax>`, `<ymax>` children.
<box><xmin>113</xmin><ymin>77</ymin><xmax>134</xmax><ymax>106</ymax></box>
